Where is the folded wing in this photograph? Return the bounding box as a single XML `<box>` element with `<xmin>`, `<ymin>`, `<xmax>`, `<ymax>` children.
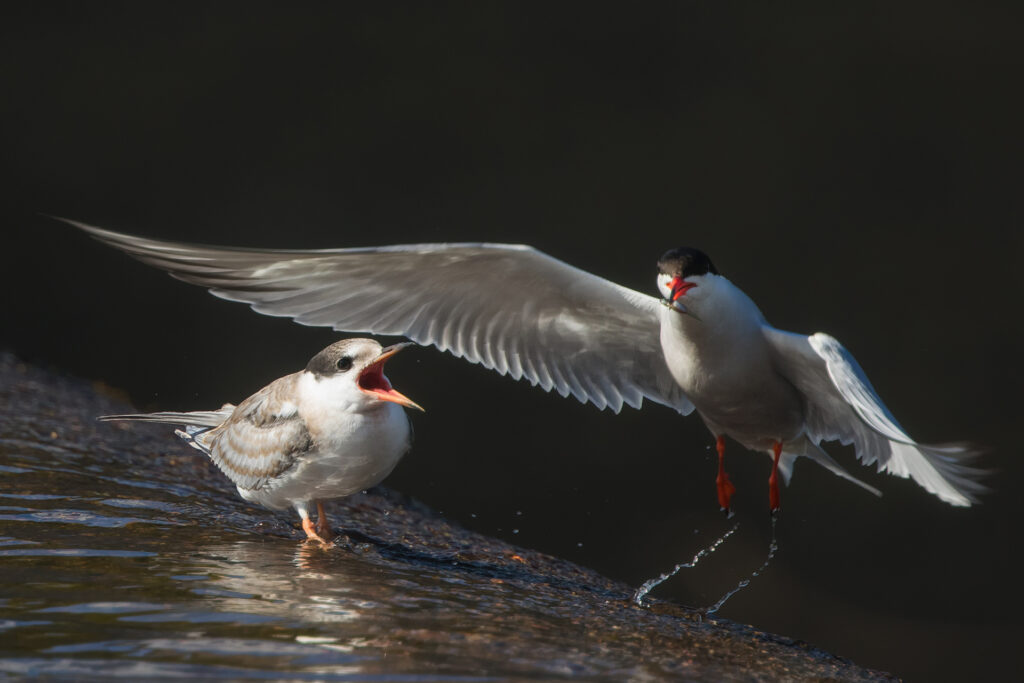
<box><xmin>203</xmin><ymin>377</ymin><xmax>311</xmax><ymax>491</ymax></box>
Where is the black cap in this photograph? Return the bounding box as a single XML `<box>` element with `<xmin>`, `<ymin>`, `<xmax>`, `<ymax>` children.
<box><xmin>657</xmin><ymin>247</ymin><xmax>719</xmax><ymax>277</ymax></box>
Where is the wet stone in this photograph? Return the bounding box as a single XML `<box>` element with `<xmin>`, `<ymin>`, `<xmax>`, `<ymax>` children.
<box><xmin>0</xmin><ymin>352</ymin><xmax>895</xmax><ymax>681</ymax></box>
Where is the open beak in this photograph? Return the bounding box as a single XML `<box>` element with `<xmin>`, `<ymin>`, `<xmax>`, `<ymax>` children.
<box><xmin>357</xmin><ymin>342</ymin><xmax>425</xmax><ymax>412</ymax></box>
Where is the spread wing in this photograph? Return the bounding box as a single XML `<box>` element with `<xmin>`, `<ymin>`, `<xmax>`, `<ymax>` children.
<box><xmin>68</xmin><ymin>219</ymin><xmax>694</xmax><ymax>416</ymax></box>
<box><xmin>764</xmin><ymin>328</ymin><xmax>986</xmax><ymax>506</ymax></box>
<box><xmin>204</xmin><ymin>374</ymin><xmax>311</xmax><ymax>491</ymax></box>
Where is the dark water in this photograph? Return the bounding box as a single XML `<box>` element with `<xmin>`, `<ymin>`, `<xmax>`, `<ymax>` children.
<box><xmin>0</xmin><ymin>410</ymin><xmax>590</xmax><ymax>681</ymax></box>
<box><xmin>0</xmin><ymin>355</ymin><xmax>890</xmax><ymax>681</ymax></box>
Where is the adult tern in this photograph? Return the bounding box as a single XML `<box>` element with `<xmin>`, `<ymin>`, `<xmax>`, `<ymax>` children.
<box><xmin>68</xmin><ymin>219</ymin><xmax>984</xmax><ymax>511</ymax></box>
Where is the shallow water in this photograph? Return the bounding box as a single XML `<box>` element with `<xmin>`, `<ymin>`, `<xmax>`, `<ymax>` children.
<box><xmin>0</xmin><ymin>423</ymin><xmax>598</xmax><ymax>680</ymax></box>
<box><xmin>0</xmin><ymin>414</ymin><xmax>561</xmax><ymax>679</ymax></box>
<box><xmin>0</xmin><ymin>355</ymin><xmax>891</xmax><ymax>681</ymax></box>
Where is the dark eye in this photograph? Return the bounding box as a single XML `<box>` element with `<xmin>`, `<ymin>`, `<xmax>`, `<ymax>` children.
<box><xmin>336</xmin><ymin>356</ymin><xmax>354</xmax><ymax>372</ymax></box>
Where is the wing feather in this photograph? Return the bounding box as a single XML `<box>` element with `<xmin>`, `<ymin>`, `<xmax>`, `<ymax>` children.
<box><xmin>203</xmin><ymin>376</ymin><xmax>311</xmax><ymax>491</ymax></box>
<box><xmin>69</xmin><ymin>219</ymin><xmax>694</xmax><ymax>416</ymax></box>
<box><xmin>765</xmin><ymin>328</ymin><xmax>986</xmax><ymax>506</ymax></box>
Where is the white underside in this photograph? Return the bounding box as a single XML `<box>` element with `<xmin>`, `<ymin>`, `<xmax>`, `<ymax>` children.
<box><xmin>238</xmin><ymin>373</ymin><xmax>411</xmax><ymax>514</ymax></box>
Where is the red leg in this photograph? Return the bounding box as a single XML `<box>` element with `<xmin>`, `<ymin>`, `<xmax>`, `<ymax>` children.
<box><xmin>716</xmin><ymin>435</ymin><xmax>736</xmax><ymax>513</ymax></box>
<box><xmin>769</xmin><ymin>441</ymin><xmax>783</xmax><ymax>513</ymax></box>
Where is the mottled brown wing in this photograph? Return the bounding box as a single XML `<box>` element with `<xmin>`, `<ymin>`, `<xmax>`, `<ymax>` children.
<box><xmin>202</xmin><ymin>373</ymin><xmax>312</xmax><ymax>491</ymax></box>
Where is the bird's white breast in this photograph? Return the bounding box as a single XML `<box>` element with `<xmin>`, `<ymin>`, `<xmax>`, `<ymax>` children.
<box><xmin>242</xmin><ymin>372</ymin><xmax>412</xmax><ymax>510</ymax></box>
<box><xmin>658</xmin><ymin>279</ymin><xmax>805</xmax><ymax>449</ymax></box>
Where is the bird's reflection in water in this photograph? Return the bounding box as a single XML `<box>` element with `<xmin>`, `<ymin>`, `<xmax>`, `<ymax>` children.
<box><xmin>179</xmin><ymin>537</ymin><xmax>649</xmax><ymax>678</ymax></box>
<box><xmin>192</xmin><ymin>540</ymin><xmax>379</xmax><ymax>627</ymax></box>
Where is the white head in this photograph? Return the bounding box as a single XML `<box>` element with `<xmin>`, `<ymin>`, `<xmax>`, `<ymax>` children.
<box><xmin>304</xmin><ymin>338</ymin><xmax>424</xmax><ymax>412</ymax></box>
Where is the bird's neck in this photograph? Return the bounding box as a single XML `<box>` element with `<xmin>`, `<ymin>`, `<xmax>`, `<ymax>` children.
<box><xmin>659</xmin><ymin>279</ymin><xmax>769</xmax><ymax>392</ymax></box>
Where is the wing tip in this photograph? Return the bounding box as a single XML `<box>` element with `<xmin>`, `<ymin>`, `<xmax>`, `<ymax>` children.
<box><xmin>48</xmin><ymin>215</ymin><xmax>127</xmax><ymax>243</ymax></box>
<box><xmin>884</xmin><ymin>439</ymin><xmax>991</xmax><ymax>507</ymax></box>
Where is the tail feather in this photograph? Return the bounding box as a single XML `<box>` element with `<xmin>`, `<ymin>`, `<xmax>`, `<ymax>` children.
<box><xmin>99</xmin><ymin>406</ymin><xmax>234</xmax><ymax>429</ymax></box>
<box><xmin>784</xmin><ymin>437</ymin><xmax>883</xmax><ymax>498</ymax></box>
<box><xmin>100</xmin><ymin>407</ymin><xmax>235</xmax><ymax>458</ymax></box>
<box><xmin>174</xmin><ymin>428</ymin><xmax>216</xmax><ymax>457</ymax></box>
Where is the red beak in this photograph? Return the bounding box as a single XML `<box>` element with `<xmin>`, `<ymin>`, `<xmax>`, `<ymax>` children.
<box><xmin>668</xmin><ymin>277</ymin><xmax>696</xmax><ymax>301</ymax></box>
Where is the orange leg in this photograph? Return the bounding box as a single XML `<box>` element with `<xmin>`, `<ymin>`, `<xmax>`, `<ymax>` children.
<box><xmin>301</xmin><ymin>517</ymin><xmax>331</xmax><ymax>545</ymax></box>
<box><xmin>769</xmin><ymin>441</ymin><xmax>783</xmax><ymax>513</ymax></box>
<box><xmin>315</xmin><ymin>501</ymin><xmax>335</xmax><ymax>542</ymax></box>
<box><xmin>716</xmin><ymin>435</ymin><xmax>736</xmax><ymax>513</ymax></box>
<box><xmin>298</xmin><ymin>502</ymin><xmax>334</xmax><ymax>545</ymax></box>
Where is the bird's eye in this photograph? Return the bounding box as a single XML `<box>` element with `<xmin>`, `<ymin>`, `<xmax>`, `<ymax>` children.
<box><xmin>336</xmin><ymin>356</ymin><xmax>354</xmax><ymax>372</ymax></box>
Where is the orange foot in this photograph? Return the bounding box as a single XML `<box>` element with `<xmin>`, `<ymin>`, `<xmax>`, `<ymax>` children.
<box><xmin>301</xmin><ymin>516</ymin><xmax>334</xmax><ymax>545</ymax></box>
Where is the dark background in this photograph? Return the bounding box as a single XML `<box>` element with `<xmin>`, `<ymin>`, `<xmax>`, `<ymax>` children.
<box><xmin>3</xmin><ymin>3</ymin><xmax>1022</xmax><ymax>680</ymax></box>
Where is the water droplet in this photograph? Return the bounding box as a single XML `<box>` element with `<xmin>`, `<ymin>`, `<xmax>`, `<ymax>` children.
<box><xmin>705</xmin><ymin>515</ymin><xmax>779</xmax><ymax>616</ymax></box>
<box><xmin>633</xmin><ymin>522</ymin><xmax>741</xmax><ymax>606</ymax></box>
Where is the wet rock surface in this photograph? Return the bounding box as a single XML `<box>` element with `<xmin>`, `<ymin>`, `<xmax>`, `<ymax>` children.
<box><xmin>0</xmin><ymin>352</ymin><xmax>895</xmax><ymax>681</ymax></box>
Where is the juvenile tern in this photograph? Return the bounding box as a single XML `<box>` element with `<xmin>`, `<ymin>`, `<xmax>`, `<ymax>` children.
<box><xmin>101</xmin><ymin>338</ymin><xmax>423</xmax><ymax>543</ymax></box>
<box><xmin>70</xmin><ymin>219</ymin><xmax>984</xmax><ymax>511</ymax></box>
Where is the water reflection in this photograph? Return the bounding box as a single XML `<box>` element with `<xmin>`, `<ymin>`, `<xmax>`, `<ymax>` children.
<box><xmin>154</xmin><ymin>539</ymin><xmax>599</xmax><ymax>677</ymax></box>
<box><xmin>0</xmin><ymin>414</ymin><xmax>625</xmax><ymax>679</ymax></box>
<box><xmin>0</xmin><ymin>355</ymin><xmax>888</xmax><ymax>681</ymax></box>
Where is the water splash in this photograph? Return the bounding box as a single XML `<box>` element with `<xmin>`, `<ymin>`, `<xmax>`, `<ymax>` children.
<box><xmin>704</xmin><ymin>514</ymin><xmax>779</xmax><ymax>616</ymax></box>
<box><xmin>632</xmin><ymin>522</ymin><xmax>740</xmax><ymax>606</ymax></box>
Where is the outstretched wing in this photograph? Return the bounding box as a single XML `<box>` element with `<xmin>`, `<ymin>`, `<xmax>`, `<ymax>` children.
<box><xmin>765</xmin><ymin>328</ymin><xmax>986</xmax><ymax>506</ymax></box>
<box><xmin>68</xmin><ymin>219</ymin><xmax>694</xmax><ymax>416</ymax></box>
<box><xmin>204</xmin><ymin>374</ymin><xmax>311</xmax><ymax>492</ymax></box>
